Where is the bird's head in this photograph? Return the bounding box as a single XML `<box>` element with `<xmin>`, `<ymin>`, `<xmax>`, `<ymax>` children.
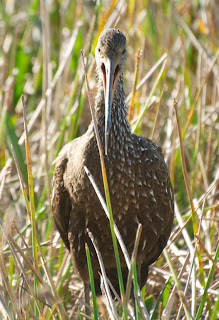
<box><xmin>95</xmin><ymin>28</ymin><xmax>127</xmax><ymax>155</ymax></box>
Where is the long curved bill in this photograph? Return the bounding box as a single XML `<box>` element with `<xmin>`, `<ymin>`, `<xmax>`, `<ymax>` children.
<box><xmin>104</xmin><ymin>58</ymin><xmax>116</xmax><ymax>156</ymax></box>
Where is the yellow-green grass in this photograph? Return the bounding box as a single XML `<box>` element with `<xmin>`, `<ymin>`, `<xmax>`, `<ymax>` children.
<box><xmin>0</xmin><ymin>0</ymin><xmax>218</xmax><ymax>319</ymax></box>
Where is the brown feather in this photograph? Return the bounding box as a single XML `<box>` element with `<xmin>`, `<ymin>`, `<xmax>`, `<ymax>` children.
<box><xmin>52</xmin><ymin>29</ymin><xmax>174</xmax><ymax>295</ymax></box>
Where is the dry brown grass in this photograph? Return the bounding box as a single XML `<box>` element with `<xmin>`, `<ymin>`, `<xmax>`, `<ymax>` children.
<box><xmin>0</xmin><ymin>0</ymin><xmax>218</xmax><ymax>319</ymax></box>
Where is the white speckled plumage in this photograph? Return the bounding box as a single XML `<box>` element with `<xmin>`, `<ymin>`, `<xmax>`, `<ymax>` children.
<box><xmin>52</xmin><ymin>29</ymin><xmax>174</xmax><ymax>295</ymax></box>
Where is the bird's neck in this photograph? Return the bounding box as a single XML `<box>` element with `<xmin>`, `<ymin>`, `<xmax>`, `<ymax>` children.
<box><xmin>91</xmin><ymin>75</ymin><xmax>132</xmax><ymax>154</ymax></box>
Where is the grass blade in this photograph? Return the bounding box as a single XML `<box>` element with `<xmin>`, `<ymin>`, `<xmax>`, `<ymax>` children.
<box><xmin>85</xmin><ymin>244</ymin><xmax>99</xmax><ymax>320</ymax></box>
<box><xmin>195</xmin><ymin>243</ymin><xmax>219</xmax><ymax>320</ymax></box>
<box><xmin>87</xmin><ymin>230</ymin><xmax>119</xmax><ymax>320</ymax></box>
<box><xmin>132</xmin><ymin>59</ymin><xmax>167</xmax><ymax>132</ymax></box>
<box><xmin>81</xmin><ymin>49</ymin><xmax>127</xmax><ymax>318</ymax></box>
<box><xmin>163</xmin><ymin>249</ymin><xmax>191</xmax><ymax>320</ymax></box>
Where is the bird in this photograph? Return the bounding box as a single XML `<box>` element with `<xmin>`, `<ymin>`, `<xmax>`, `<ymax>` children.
<box><xmin>52</xmin><ymin>28</ymin><xmax>174</xmax><ymax>307</ymax></box>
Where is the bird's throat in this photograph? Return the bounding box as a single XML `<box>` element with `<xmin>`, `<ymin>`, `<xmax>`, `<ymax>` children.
<box><xmin>93</xmin><ymin>76</ymin><xmax>131</xmax><ymax>155</ymax></box>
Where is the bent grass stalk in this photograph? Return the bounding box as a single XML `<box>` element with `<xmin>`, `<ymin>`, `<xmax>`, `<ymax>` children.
<box><xmin>84</xmin><ymin>166</ymin><xmax>149</xmax><ymax>320</ymax></box>
<box><xmin>173</xmin><ymin>99</ymin><xmax>211</xmax><ymax>314</ymax></box>
<box><xmin>88</xmin><ymin>230</ymin><xmax>119</xmax><ymax>319</ymax></box>
<box><xmin>132</xmin><ymin>59</ymin><xmax>167</xmax><ymax>132</ymax></box>
<box><xmin>81</xmin><ymin>49</ymin><xmax>127</xmax><ymax>319</ymax></box>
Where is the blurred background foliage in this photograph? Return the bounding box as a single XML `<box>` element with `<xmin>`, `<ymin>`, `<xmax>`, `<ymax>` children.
<box><xmin>0</xmin><ymin>0</ymin><xmax>218</xmax><ymax>319</ymax></box>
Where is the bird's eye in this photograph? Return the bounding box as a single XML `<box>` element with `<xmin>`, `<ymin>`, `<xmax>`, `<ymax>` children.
<box><xmin>98</xmin><ymin>48</ymin><xmax>101</xmax><ymax>53</ymax></box>
<box><xmin>122</xmin><ymin>49</ymin><xmax>126</xmax><ymax>55</ymax></box>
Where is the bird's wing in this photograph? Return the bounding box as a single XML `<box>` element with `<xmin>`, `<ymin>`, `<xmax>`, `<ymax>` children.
<box><xmin>136</xmin><ymin>135</ymin><xmax>174</xmax><ymax>222</ymax></box>
<box><xmin>52</xmin><ymin>143</ymin><xmax>72</xmax><ymax>250</ymax></box>
<box><xmin>133</xmin><ymin>134</ymin><xmax>174</xmax><ymax>258</ymax></box>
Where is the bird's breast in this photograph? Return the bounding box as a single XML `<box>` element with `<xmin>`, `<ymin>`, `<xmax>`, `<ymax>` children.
<box><xmin>68</xmin><ymin>134</ymin><xmax>172</xmax><ymax>236</ymax></box>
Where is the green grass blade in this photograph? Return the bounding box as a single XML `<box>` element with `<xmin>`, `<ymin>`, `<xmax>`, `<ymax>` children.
<box><xmin>88</xmin><ymin>230</ymin><xmax>119</xmax><ymax>319</ymax></box>
<box><xmin>5</xmin><ymin>110</ymin><xmax>28</xmax><ymax>184</ymax></box>
<box><xmin>210</xmin><ymin>293</ymin><xmax>219</xmax><ymax>320</ymax></box>
<box><xmin>11</xmin><ymin>145</ymin><xmax>31</xmax><ymax>219</ymax></box>
<box><xmin>164</xmin><ymin>249</ymin><xmax>191</xmax><ymax>320</ymax></box>
<box><xmin>195</xmin><ymin>243</ymin><xmax>219</xmax><ymax>320</ymax></box>
<box><xmin>85</xmin><ymin>244</ymin><xmax>99</xmax><ymax>320</ymax></box>
<box><xmin>151</xmin><ymin>277</ymin><xmax>172</xmax><ymax>319</ymax></box>
<box><xmin>81</xmin><ymin>50</ymin><xmax>127</xmax><ymax>319</ymax></box>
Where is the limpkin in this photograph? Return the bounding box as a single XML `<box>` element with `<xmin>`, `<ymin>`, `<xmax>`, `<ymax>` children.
<box><xmin>52</xmin><ymin>28</ymin><xmax>174</xmax><ymax>308</ymax></box>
